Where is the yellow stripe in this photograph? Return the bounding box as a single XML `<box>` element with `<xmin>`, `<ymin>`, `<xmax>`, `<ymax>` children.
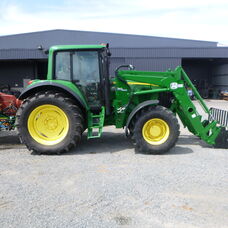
<box><xmin>112</xmin><ymin>81</ymin><xmax>159</xmax><ymax>87</ymax></box>
<box><xmin>127</xmin><ymin>82</ymin><xmax>159</xmax><ymax>87</ymax></box>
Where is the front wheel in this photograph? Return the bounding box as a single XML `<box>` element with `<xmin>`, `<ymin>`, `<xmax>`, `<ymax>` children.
<box><xmin>16</xmin><ymin>91</ymin><xmax>84</xmax><ymax>154</ymax></box>
<box><xmin>133</xmin><ymin>106</ymin><xmax>180</xmax><ymax>154</ymax></box>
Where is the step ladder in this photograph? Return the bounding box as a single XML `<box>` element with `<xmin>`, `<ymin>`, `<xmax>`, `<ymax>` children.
<box><xmin>87</xmin><ymin>106</ymin><xmax>105</xmax><ymax>139</ymax></box>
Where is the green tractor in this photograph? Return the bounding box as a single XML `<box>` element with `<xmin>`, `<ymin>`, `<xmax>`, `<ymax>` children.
<box><xmin>16</xmin><ymin>44</ymin><xmax>228</xmax><ymax>154</ymax></box>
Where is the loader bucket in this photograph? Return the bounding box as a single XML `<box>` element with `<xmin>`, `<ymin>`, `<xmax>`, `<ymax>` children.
<box><xmin>214</xmin><ymin>127</ymin><xmax>228</xmax><ymax>148</ymax></box>
<box><xmin>209</xmin><ymin>108</ymin><xmax>228</xmax><ymax>148</ymax></box>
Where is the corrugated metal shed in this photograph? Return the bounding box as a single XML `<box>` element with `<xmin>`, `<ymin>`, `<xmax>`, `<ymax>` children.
<box><xmin>0</xmin><ymin>29</ymin><xmax>228</xmax><ymax>93</ymax></box>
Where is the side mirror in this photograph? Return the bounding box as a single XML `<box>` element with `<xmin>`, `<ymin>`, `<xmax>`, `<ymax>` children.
<box><xmin>115</xmin><ymin>64</ymin><xmax>136</xmax><ymax>74</ymax></box>
<box><xmin>128</xmin><ymin>64</ymin><xmax>135</xmax><ymax>70</ymax></box>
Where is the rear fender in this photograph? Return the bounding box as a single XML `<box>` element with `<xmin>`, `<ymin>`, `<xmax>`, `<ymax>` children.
<box><xmin>19</xmin><ymin>82</ymin><xmax>88</xmax><ymax>111</ymax></box>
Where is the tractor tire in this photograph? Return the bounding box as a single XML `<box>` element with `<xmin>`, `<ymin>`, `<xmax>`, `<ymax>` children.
<box><xmin>132</xmin><ymin>106</ymin><xmax>180</xmax><ymax>154</ymax></box>
<box><xmin>16</xmin><ymin>91</ymin><xmax>84</xmax><ymax>154</ymax></box>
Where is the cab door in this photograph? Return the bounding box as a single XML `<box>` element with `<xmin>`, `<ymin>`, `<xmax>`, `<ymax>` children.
<box><xmin>55</xmin><ymin>50</ymin><xmax>103</xmax><ymax>110</ymax></box>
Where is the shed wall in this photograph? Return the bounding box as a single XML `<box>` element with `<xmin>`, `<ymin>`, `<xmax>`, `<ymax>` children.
<box><xmin>125</xmin><ymin>58</ymin><xmax>181</xmax><ymax>71</ymax></box>
<box><xmin>212</xmin><ymin>63</ymin><xmax>228</xmax><ymax>90</ymax></box>
<box><xmin>0</xmin><ymin>61</ymin><xmax>34</xmax><ymax>87</ymax></box>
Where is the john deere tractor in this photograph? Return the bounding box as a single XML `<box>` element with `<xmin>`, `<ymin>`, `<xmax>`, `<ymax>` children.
<box><xmin>16</xmin><ymin>44</ymin><xmax>228</xmax><ymax>154</ymax></box>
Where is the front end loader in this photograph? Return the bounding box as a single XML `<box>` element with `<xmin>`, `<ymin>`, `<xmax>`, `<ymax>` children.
<box><xmin>116</xmin><ymin>66</ymin><xmax>228</xmax><ymax>151</ymax></box>
<box><xmin>15</xmin><ymin>44</ymin><xmax>228</xmax><ymax>154</ymax></box>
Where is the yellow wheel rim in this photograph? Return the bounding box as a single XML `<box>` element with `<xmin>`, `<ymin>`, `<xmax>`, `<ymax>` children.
<box><xmin>28</xmin><ymin>104</ymin><xmax>69</xmax><ymax>146</ymax></box>
<box><xmin>142</xmin><ymin>118</ymin><xmax>170</xmax><ymax>145</ymax></box>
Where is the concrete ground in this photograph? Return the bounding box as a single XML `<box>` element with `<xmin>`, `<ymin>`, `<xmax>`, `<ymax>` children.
<box><xmin>0</xmin><ymin>100</ymin><xmax>227</xmax><ymax>228</ymax></box>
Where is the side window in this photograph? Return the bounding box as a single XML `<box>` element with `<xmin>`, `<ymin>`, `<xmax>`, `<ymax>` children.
<box><xmin>72</xmin><ymin>51</ymin><xmax>100</xmax><ymax>84</ymax></box>
<box><xmin>55</xmin><ymin>52</ymin><xmax>71</xmax><ymax>80</ymax></box>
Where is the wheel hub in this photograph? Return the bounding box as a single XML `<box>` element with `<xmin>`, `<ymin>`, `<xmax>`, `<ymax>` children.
<box><xmin>28</xmin><ymin>105</ymin><xmax>69</xmax><ymax>145</ymax></box>
<box><xmin>150</xmin><ymin>125</ymin><xmax>161</xmax><ymax>137</ymax></box>
<box><xmin>142</xmin><ymin>118</ymin><xmax>170</xmax><ymax>145</ymax></box>
<box><xmin>45</xmin><ymin>116</ymin><xmax>58</xmax><ymax>130</ymax></box>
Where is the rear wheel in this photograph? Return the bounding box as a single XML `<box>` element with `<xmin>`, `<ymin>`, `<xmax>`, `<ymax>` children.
<box><xmin>16</xmin><ymin>91</ymin><xmax>84</xmax><ymax>154</ymax></box>
<box><xmin>133</xmin><ymin>106</ymin><xmax>180</xmax><ymax>154</ymax></box>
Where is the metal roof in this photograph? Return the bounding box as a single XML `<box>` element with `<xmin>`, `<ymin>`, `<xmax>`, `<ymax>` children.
<box><xmin>0</xmin><ymin>29</ymin><xmax>217</xmax><ymax>49</ymax></box>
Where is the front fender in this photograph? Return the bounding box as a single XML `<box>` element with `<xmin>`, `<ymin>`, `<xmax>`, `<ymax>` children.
<box><xmin>125</xmin><ymin>100</ymin><xmax>159</xmax><ymax>136</ymax></box>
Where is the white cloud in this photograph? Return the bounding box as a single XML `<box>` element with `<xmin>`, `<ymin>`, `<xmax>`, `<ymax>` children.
<box><xmin>0</xmin><ymin>0</ymin><xmax>228</xmax><ymax>44</ymax></box>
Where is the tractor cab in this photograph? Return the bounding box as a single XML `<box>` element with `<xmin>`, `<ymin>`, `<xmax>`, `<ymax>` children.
<box><xmin>49</xmin><ymin>44</ymin><xmax>111</xmax><ymax>113</ymax></box>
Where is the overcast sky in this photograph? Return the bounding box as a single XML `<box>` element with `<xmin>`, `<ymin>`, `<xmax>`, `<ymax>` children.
<box><xmin>0</xmin><ymin>0</ymin><xmax>228</xmax><ymax>45</ymax></box>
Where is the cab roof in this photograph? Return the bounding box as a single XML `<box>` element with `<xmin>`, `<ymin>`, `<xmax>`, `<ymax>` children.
<box><xmin>50</xmin><ymin>44</ymin><xmax>106</xmax><ymax>51</ymax></box>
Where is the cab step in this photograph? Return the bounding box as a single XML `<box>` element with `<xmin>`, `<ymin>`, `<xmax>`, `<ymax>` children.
<box><xmin>87</xmin><ymin>106</ymin><xmax>105</xmax><ymax>139</ymax></box>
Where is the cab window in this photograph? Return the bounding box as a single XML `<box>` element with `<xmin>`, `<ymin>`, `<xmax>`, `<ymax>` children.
<box><xmin>55</xmin><ymin>52</ymin><xmax>71</xmax><ymax>80</ymax></box>
<box><xmin>72</xmin><ymin>51</ymin><xmax>100</xmax><ymax>84</ymax></box>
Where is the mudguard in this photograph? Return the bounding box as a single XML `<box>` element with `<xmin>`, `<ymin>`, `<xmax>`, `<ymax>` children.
<box><xmin>125</xmin><ymin>100</ymin><xmax>159</xmax><ymax>136</ymax></box>
<box><xmin>19</xmin><ymin>82</ymin><xmax>88</xmax><ymax>110</ymax></box>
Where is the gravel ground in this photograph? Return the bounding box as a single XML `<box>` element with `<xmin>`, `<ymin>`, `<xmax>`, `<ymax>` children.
<box><xmin>0</xmin><ymin>100</ymin><xmax>228</xmax><ymax>228</ymax></box>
